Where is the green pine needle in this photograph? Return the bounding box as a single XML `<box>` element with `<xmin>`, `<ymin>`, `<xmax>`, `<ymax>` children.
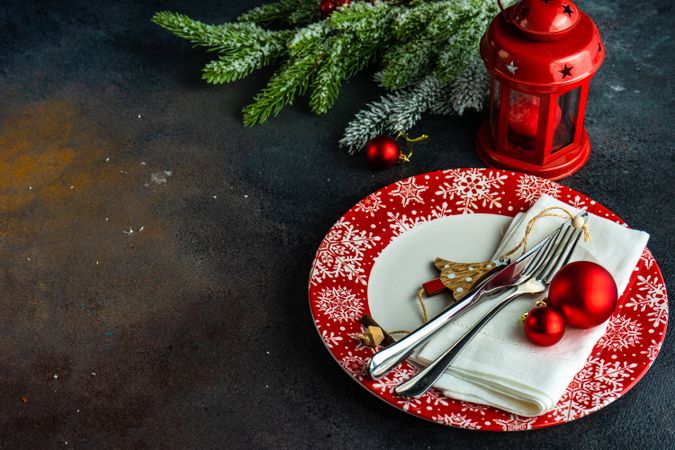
<box><xmin>237</xmin><ymin>0</ymin><xmax>320</xmax><ymax>25</ymax></box>
<box><xmin>153</xmin><ymin>12</ymin><xmax>267</xmax><ymax>52</ymax></box>
<box><xmin>201</xmin><ymin>32</ymin><xmax>292</xmax><ymax>84</ymax></box>
<box><xmin>309</xmin><ymin>39</ymin><xmax>376</xmax><ymax>115</ymax></box>
<box><xmin>378</xmin><ymin>39</ymin><xmax>436</xmax><ymax>90</ymax></box>
<box><xmin>242</xmin><ymin>52</ymin><xmax>320</xmax><ymax>126</ymax></box>
<box><xmin>309</xmin><ymin>38</ymin><xmax>348</xmax><ymax>115</ymax></box>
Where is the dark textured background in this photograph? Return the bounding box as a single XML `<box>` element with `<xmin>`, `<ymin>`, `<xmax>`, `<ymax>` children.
<box><xmin>0</xmin><ymin>0</ymin><xmax>673</xmax><ymax>448</ymax></box>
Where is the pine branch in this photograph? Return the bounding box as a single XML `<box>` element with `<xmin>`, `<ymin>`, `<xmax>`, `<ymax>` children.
<box><xmin>237</xmin><ymin>0</ymin><xmax>320</xmax><ymax>26</ymax></box>
<box><xmin>155</xmin><ymin>0</ymin><xmax>505</xmax><ymax>129</ymax></box>
<box><xmin>339</xmin><ymin>76</ymin><xmax>447</xmax><ymax>154</ymax></box>
<box><xmin>154</xmin><ymin>11</ymin><xmax>294</xmax><ymax>85</ymax></box>
<box><xmin>339</xmin><ymin>93</ymin><xmax>398</xmax><ymax>154</ymax></box>
<box><xmin>202</xmin><ymin>31</ymin><xmax>292</xmax><ymax>84</ymax></box>
<box><xmin>430</xmin><ymin>57</ymin><xmax>489</xmax><ymax>115</ymax></box>
<box><xmin>389</xmin><ymin>1</ymin><xmax>451</xmax><ymax>40</ymax></box>
<box><xmin>242</xmin><ymin>53</ymin><xmax>320</xmax><ymax>126</ymax></box>
<box><xmin>434</xmin><ymin>0</ymin><xmax>500</xmax><ymax>82</ymax></box>
<box><xmin>340</xmin><ymin>65</ymin><xmax>489</xmax><ymax>154</ymax></box>
<box><xmin>340</xmin><ymin>0</ymin><xmax>507</xmax><ymax>152</ymax></box>
<box><xmin>377</xmin><ymin>0</ymin><xmax>482</xmax><ymax>90</ymax></box>
<box><xmin>287</xmin><ymin>22</ymin><xmax>330</xmax><ymax>56</ymax></box>
<box><xmin>387</xmin><ymin>76</ymin><xmax>447</xmax><ymax>130</ymax></box>
<box><xmin>242</xmin><ymin>23</ymin><xmax>330</xmax><ymax>126</ymax></box>
<box><xmin>309</xmin><ymin>38</ymin><xmax>378</xmax><ymax>114</ymax></box>
<box><xmin>309</xmin><ymin>3</ymin><xmax>395</xmax><ymax>114</ymax></box>
<box><xmin>153</xmin><ymin>12</ymin><xmax>273</xmax><ymax>52</ymax></box>
<box><xmin>329</xmin><ymin>2</ymin><xmax>394</xmax><ymax>39</ymax></box>
<box><xmin>309</xmin><ymin>37</ymin><xmax>350</xmax><ymax>114</ymax></box>
<box><xmin>377</xmin><ymin>39</ymin><xmax>436</xmax><ymax>90</ymax></box>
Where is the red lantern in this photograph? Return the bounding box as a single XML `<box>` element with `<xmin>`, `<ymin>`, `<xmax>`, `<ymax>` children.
<box><xmin>476</xmin><ymin>0</ymin><xmax>605</xmax><ymax>180</ymax></box>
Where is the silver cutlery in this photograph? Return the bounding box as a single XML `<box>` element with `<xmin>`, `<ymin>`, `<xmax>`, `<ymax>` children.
<box><xmin>368</xmin><ymin>216</ymin><xmax>582</xmax><ymax>380</ymax></box>
<box><xmin>394</xmin><ymin>214</ymin><xmax>586</xmax><ymax>397</ymax></box>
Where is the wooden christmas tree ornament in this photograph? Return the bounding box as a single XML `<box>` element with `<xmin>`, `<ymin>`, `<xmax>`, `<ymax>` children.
<box><xmin>422</xmin><ymin>258</ymin><xmax>501</xmax><ymax>300</ymax></box>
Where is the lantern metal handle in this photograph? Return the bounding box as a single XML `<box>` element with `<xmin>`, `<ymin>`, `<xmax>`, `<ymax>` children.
<box><xmin>497</xmin><ymin>0</ymin><xmax>513</xmax><ymax>23</ymax></box>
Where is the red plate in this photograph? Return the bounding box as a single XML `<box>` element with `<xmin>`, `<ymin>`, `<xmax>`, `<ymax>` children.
<box><xmin>308</xmin><ymin>168</ymin><xmax>668</xmax><ymax>430</ymax></box>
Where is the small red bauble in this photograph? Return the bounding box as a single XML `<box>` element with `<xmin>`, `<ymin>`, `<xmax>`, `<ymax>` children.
<box><xmin>523</xmin><ymin>306</ymin><xmax>566</xmax><ymax>346</ymax></box>
<box><xmin>319</xmin><ymin>0</ymin><xmax>336</xmax><ymax>17</ymax></box>
<box><xmin>335</xmin><ymin>0</ymin><xmax>352</xmax><ymax>6</ymax></box>
<box><xmin>364</xmin><ymin>136</ymin><xmax>401</xmax><ymax>170</ymax></box>
<box><xmin>548</xmin><ymin>261</ymin><xmax>618</xmax><ymax>329</ymax></box>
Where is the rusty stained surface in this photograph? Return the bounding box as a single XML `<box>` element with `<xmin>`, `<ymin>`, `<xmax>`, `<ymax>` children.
<box><xmin>0</xmin><ymin>0</ymin><xmax>674</xmax><ymax>448</ymax></box>
<box><xmin>0</xmin><ymin>79</ymin><xmax>301</xmax><ymax>445</ymax></box>
<box><xmin>0</xmin><ymin>95</ymin><xmax>232</xmax><ymax>444</ymax></box>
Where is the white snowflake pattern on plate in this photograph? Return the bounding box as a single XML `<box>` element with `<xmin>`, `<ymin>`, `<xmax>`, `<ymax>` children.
<box><xmin>597</xmin><ymin>315</ymin><xmax>642</xmax><ymax>352</ymax></box>
<box><xmin>396</xmin><ymin>394</ymin><xmax>423</xmax><ymax>412</ymax></box>
<box><xmin>640</xmin><ymin>339</ymin><xmax>662</xmax><ymax>362</ymax></box>
<box><xmin>624</xmin><ymin>274</ymin><xmax>668</xmax><ymax>328</ymax></box>
<box><xmin>371</xmin><ymin>365</ymin><xmax>422</xmax><ymax>411</ymax></box>
<box><xmin>422</xmin><ymin>389</ymin><xmax>450</xmax><ymax>408</ymax></box>
<box><xmin>568</xmin><ymin>194</ymin><xmax>588</xmax><ymax>210</ymax></box>
<box><xmin>386</xmin><ymin>211</ymin><xmax>426</xmax><ymax>236</ymax></box>
<box><xmin>315</xmin><ymin>286</ymin><xmax>364</xmax><ymax>323</ymax></box>
<box><xmin>493</xmin><ymin>414</ymin><xmax>537</xmax><ymax>431</ymax></box>
<box><xmin>386</xmin><ymin>202</ymin><xmax>452</xmax><ymax>236</ymax></box>
<box><xmin>371</xmin><ymin>365</ymin><xmax>416</xmax><ymax>394</ymax></box>
<box><xmin>639</xmin><ymin>248</ymin><xmax>655</xmax><ymax>270</ymax></box>
<box><xmin>310</xmin><ymin>218</ymin><xmax>380</xmax><ymax>285</ymax></box>
<box><xmin>355</xmin><ymin>192</ymin><xmax>385</xmax><ymax>217</ymax></box>
<box><xmin>319</xmin><ymin>328</ymin><xmax>344</xmax><ymax>349</ymax></box>
<box><xmin>515</xmin><ymin>174</ymin><xmax>561</xmax><ymax>204</ymax></box>
<box><xmin>432</xmin><ymin>412</ymin><xmax>482</xmax><ymax>429</ymax></box>
<box><xmin>339</xmin><ymin>351</ymin><xmax>368</xmax><ymax>380</ymax></box>
<box><xmin>435</xmin><ymin>168</ymin><xmax>507</xmax><ymax>213</ymax></box>
<box><xmin>460</xmin><ymin>402</ymin><xmax>489</xmax><ymax>416</ymax></box>
<box><xmin>389</xmin><ymin>177</ymin><xmax>428</xmax><ymax>207</ymax></box>
<box><xmin>551</xmin><ymin>356</ymin><xmax>637</xmax><ymax>422</ymax></box>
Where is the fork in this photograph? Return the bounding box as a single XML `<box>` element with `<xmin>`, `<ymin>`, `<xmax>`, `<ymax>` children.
<box><xmin>394</xmin><ymin>220</ymin><xmax>584</xmax><ymax>397</ymax></box>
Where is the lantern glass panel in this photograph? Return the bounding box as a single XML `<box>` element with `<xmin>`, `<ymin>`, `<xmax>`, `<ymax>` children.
<box><xmin>490</xmin><ymin>80</ymin><xmax>501</xmax><ymax>140</ymax></box>
<box><xmin>507</xmin><ymin>90</ymin><xmax>541</xmax><ymax>151</ymax></box>
<box><xmin>552</xmin><ymin>87</ymin><xmax>581</xmax><ymax>152</ymax></box>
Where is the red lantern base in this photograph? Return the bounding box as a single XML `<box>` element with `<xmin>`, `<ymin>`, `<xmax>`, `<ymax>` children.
<box><xmin>475</xmin><ymin>121</ymin><xmax>591</xmax><ymax>180</ymax></box>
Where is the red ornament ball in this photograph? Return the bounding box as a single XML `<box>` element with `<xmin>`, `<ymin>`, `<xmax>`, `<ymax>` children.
<box><xmin>548</xmin><ymin>261</ymin><xmax>618</xmax><ymax>329</ymax></box>
<box><xmin>364</xmin><ymin>136</ymin><xmax>401</xmax><ymax>170</ymax></box>
<box><xmin>319</xmin><ymin>0</ymin><xmax>336</xmax><ymax>17</ymax></box>
<box><xmin>523</xmin><ymin>306</ymin><xmax>566</xmax><ymax>346</ymax></box>
<box><xmin>336</xmin><ymin>0</ymin><xmax>352</xmax><ymax>6</ymax></box>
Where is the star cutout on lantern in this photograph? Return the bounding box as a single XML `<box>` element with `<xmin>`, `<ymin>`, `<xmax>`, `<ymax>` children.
<box><xmin>506</xmin><ymin>61</ymin><xmax>518</xmax><ymax>75</ymax></box>
<box><xmin>559</xmin><ymin>64</ymin><xmax>573</xmax><ymax>79</ymax></box>
<box><xmin>562</xmin><ymin>4</ymin><xmax>574</xmax><ymax>16</ymax></box>
<box><xmin>597</xmin><ymin>43</ymin><xmax>602</xmax><ymax>52</ymax></box>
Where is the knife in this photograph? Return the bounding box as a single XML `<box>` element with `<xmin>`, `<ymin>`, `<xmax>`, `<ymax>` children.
<box><xmin>367</xmin><ymin>224</ymin><xmax>563</xmax><ymax>380</ymax></box>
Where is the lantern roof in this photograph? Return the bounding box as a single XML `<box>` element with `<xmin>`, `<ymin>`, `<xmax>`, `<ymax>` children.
<box><xmin>480</xmin><ymin>1</ymin><xmax>604</xmax><ymax>88</ymax></box>
<box><xmin>511</xmin><ymin>0</ymin><xmax>580</xmax><ymax>40</ymax></box>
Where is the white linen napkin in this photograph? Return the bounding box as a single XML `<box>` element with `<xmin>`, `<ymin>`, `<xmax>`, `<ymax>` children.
<box><xmin>416</xmin><ymin>195</ymin><xmax>649</xmax><ymax>417</ymax></box>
